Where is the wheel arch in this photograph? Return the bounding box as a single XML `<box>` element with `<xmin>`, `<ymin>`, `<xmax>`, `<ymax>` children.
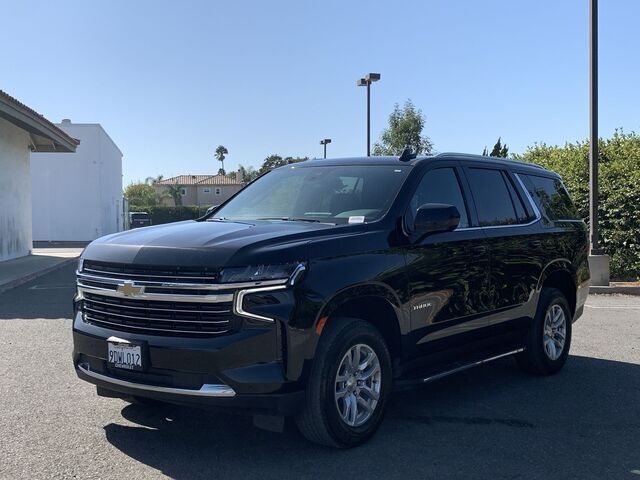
<box><xmin>316</xmin><ymin>283</ymin><xmax>406</xmax><ymax>360</ymax></box>
<box><xmin>538</xmin><ymin>260</ymin><xmax>578</xmax><ymax>315</ymax></box>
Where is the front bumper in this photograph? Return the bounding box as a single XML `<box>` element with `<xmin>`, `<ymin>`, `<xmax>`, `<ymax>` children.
<box><xmin>72</xmin><ymin>312</ymin><xmax>305</xmax><ymax>416</ymax></box>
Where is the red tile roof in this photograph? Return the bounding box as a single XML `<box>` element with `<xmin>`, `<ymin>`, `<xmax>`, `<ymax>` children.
<box><xmin>0</xmin><ymin>90</ymin><xmax>79</xmax><ymax>148</ymax></box>
<box><xmin>155</xmin><ymin>174</ymin><xmax>242</xmax><ymax>186</ymax></box>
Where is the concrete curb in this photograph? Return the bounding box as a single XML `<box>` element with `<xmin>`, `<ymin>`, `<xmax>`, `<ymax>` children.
<box><xmin>0</xmin><ymin>256</ymin><xmax>78</xmax><ymax>294</ymax></box>
<box><xmin>589</xmin><ymin>285</ymin><xmax>640</xmax><ymax>296</ymax></box>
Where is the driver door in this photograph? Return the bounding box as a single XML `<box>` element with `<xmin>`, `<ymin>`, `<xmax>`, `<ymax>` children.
<box><xmin>404</xmin><ymin>164</ymin><xmax>491</xmax><ymax>357</ymax></box>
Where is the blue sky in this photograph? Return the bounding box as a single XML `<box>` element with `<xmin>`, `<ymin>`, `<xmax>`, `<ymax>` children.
<box><xmin>2</xmin><ymin>0</ymin><xmax>639</xmax><ymax>185</ymax></box>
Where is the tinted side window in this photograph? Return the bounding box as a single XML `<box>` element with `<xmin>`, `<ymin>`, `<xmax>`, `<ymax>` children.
<box><xmin>466</xmin><ymin>168</ymin><xmax>518</xmax><ymax>226</ymax></box>
<box><xmin>409</xmin><ymin>167</ymin><xmax>469</xmax><ymax>228</ymax></box>
<box><xmin>522</xmin><ymin>174</ymin><xmax>580</xmax><ymax>223</ymax></box>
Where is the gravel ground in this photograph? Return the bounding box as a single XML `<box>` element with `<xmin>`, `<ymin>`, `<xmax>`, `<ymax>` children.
<box><xmin>0</xmin><ymin>263</ymin><xmax>639</xmax><ymax>479</ymax></box>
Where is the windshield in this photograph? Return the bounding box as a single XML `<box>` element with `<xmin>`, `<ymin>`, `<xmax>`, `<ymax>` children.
<box><xmin>213</xmin><ymin>164</ymin><xmax>410</xmax><ymax>224</ymax></box>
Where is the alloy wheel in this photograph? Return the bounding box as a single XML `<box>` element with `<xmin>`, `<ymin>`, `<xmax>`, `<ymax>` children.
<box><xmin>543</xmin><ymin>304</ymin><xmax>567</xmax><ymax>361</ymax></box>
<box><xmin>334</xmin><ymin>343</ymin><xmax>382</xmax><ymax>427</ymax></box>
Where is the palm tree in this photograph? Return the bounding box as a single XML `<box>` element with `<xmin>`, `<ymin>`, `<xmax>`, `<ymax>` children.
<box><xmin>215</xmin><ymin>145</ymin><xmax>228</xmax><ymax>175</ymax></box>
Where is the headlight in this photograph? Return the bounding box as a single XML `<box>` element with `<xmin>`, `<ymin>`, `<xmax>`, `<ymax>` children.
<box><xmin>220</xmin><ymin>262</ymin><xmax>303</xmax><ymax>283</ymax></box>
<box><xmin>77</xmin><ymin>257</ymin><xmax>84</xmax><ymax>273</ymax></box>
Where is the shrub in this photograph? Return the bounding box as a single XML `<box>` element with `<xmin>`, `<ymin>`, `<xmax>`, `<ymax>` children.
<box><xmin>129</xmin><ymin>205</ymin><xmax>210</xmax><ymax>225</ymax></box>
<box><xmin>514</xmin><ymin>130</ymin><xmax>640</xmax><ymax>280</ymax></box>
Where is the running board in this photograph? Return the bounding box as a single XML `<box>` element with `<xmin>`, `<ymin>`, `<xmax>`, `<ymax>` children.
<box><xmin>394</xmin><ymin>348</ymin><xmax>523</xmax><ymax>390</ymax></box>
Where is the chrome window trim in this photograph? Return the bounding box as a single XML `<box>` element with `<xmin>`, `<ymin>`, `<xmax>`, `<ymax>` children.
<box><xmin>233</xmin><ymin>285</ymin><xmax>288</xmax><ymax>323</ymax></box>
<box><xmin>513</xmin><ymin>172</ymin><xmax>542</xmax><ymax>220</ymax></box>
<box><xmin>77</xmin><ymin>286</ymin><xmax>235</xmax><ymax>304</ymax></box>
<box><xmin>77</xmin><ymin>364</ymin><xmax>236</xmax><ymax>397</ymax></box>
<box><xmin>454</xmin><ymin>172</ymin><xmax>542</xmax><ymax>232</ymax></box>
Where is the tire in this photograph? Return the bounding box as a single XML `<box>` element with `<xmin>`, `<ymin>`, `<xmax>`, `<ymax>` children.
<box><xmin>295</xmin><ymin>317</ymin><xmax>392</xmax><ymax>448</ymax></box>
<box><xmin>517</xmin><ymin>287</ymin><xmax>572</xmax><ymax>375</ymax></box>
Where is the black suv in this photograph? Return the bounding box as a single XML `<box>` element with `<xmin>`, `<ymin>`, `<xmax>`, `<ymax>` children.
<box><xmin>73</xmin><ymin>153</ymin><xmax>590</xmax><ymax>447</ymax></box>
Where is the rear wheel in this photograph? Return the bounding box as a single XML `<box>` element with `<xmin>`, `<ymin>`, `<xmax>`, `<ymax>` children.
<box><xmin>517</xmin><ymin>287</ymin><xmax>572</xmax><ymax>375</ymax></box>
<box><xmin>295</xmin><ymin>318</ymin><xmax>392</xmax><ymax>448</ymax></box>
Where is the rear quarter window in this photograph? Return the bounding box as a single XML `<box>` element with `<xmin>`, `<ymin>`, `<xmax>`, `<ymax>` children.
<box><xmin>521</xmin><ymin>174</ymin><xmax>580</xmax><ymax>224</ymax></box>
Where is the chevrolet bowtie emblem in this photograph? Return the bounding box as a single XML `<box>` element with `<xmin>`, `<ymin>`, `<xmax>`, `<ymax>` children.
<box><xmin>117</xmin><ymin>280</ymin><xmax>144</xmax><ymax>297</ymax></box>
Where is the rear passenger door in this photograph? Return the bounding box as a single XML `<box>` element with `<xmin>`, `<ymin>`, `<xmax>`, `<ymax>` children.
<box><xmin>462</xmin><ymin>165</ymin><xmax>543</xmax><ymax>319</ymax></box>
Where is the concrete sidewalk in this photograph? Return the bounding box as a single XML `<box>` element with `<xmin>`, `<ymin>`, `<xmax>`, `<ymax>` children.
<box><xmin>0</xmin><ymin>248</ymin><xmax>82</xmax><ymax>293</ymax></box>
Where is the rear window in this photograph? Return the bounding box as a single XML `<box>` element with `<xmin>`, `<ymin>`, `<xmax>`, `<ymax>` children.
<box><xmin>131</xmin><ymin>214</ymin><xmax>150</xmax><ymax>221</ymax></box>
<box><xmin>521</xmin><ymin>174</ymin><xmax>580</xmax><ymax>224</ymax></box>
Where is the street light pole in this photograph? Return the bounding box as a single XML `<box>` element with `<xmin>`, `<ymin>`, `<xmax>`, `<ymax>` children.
<box><xmin>357</xmin><ymin>73</ymin><xmax>381</xmax><ymax>156</ymax></box>
<box><xmin>588</xmin><ymin>0</ymin><xmax>610</xmax><ymax>285</ymax></box>
<box><xmin>589</xmin><ymin>0</ymin><xmax>601</xmax><ymax>255</ymax></box>
<box><xmin>320</xmin><ymin>138</ymin><xmax>332</xmax><ymax>159</ymax></box>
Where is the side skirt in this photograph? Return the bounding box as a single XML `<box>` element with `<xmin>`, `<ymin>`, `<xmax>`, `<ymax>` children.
<box><xmin>394</xmin><ymin>348</ymin><xmax>524</xmax><ymax>391</ymax></box>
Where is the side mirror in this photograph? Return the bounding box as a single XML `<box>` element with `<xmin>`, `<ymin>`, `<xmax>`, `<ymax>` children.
<box><xmin>413</xmin><ymin>203</ymin><xmax>460</xmax><ymax>237</ymax></box>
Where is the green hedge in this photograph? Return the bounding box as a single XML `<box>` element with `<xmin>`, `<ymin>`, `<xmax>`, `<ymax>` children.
<box><xmin>515</xmin><ymin>130</ymin><xmax>640</xmax><ymax>280</ymax></box>
<box><xmin>130</xmin><ymin>205</ymin><xmax>210</xmax><ymax>225</ymax></box>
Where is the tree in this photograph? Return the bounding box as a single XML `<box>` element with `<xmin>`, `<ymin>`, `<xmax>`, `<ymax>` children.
<box><xmin>372</xmin><ymin>100</ymin><xmax>433</xmax><ymax>156</ymax></box>
<box><xmin>257</xmin><ymin>154</ymin><xmax>307</xmax><ymax>176</ymax></box>
<box><xmin>164</xmin><ymin>184</ymin><xmax>184</xmax><ymax>206</ymax></box>
<box><xmin>124</xmin><ymin>182</ymin><xmax>158</xmax><ymax>206</ymax></box>
<box><xmin>215</xmin><ymin>145</ymin><xmax>228</xmax><ymax>174</ymax></box>
<box><xmin>145</xmin><ymin>175</ymin><xmax>164</xmax><ymax>185</ymax></box>
<box><xmin>482</xmin><ymin>138</ymin><xmax>509</xmax><ymax>157</ymax></box>
<box><xmin>228</xmin><ymin>164</ymin><xmax>260</xmax><ymax>184</ymax></box>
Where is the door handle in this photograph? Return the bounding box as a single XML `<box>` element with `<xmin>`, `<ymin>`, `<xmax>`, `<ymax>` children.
<box><xmin>529</xmin><ymin>240</ymin><xmax>542</xmax><ymax>248</ymax></box>
<box><xmin>472</xmin><ymin>245</ymin><xmax>488</xmax><ymax>254</ymax></box>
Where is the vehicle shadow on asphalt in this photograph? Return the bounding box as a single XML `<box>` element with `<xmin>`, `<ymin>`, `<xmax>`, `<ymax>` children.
<box><xmin>103</xmin><ymin>355</ymin><xmax>640</xmax><ymax>479</ymax></box>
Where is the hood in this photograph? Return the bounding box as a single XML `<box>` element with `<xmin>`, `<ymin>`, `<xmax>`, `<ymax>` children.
<box><xmin>81</xmin><ymin>219</ymin><xmax>351</xmax><ymax>268</ymax></box>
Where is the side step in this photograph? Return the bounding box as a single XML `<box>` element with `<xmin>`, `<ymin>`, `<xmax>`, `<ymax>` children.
<box><xmin>394</xmin><ymin>348</ymin><xmax>523</xmax><ymax>391</ymax></box>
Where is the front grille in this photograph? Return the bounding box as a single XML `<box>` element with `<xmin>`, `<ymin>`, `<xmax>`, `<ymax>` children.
<box><xmin>82</xmin><ymin>292</ymin><xmax>236</xmax><ymax>336</ymax></box>
<box><xmin>77</xmin><ymin>261</ymin><xmax>286</xmax><ymax>337</ymax></box>
<box><xmin>82</xmin><ymin>260</ymin><xmax>221</xmax><ymax>284</ymax></box>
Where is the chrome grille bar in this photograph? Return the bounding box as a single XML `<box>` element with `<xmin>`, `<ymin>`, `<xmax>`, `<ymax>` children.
<box><xmin>83</xmin><ymin>306</ymin><xmax>230</xmax><ymax>324</ymax></box>
<box><xmin>83</xmin><ymin>314</ymin><xmax>230</xmax><ymax>335</ymax></box>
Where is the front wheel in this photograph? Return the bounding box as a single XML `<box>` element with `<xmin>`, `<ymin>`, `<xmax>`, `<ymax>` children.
<box><xmin>517</xmin><ymin>287</ymin><xmax>572</xmax><ymax>375</ymax></box>
<box><xmin>295</xmin><ymin>318</ymin><xmax>392</xmax><ymax>448</ymax></box>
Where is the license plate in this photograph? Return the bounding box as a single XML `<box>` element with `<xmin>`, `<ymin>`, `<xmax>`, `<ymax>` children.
<box><xmin>107</xmin><ymin>337</ymin><xmax>143</xmax><ymax>371</ymax></box>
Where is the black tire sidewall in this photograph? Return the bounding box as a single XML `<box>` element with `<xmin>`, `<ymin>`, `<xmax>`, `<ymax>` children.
<box><xmin>320</xmin><ymin>323</ymin><xmax>392</xmax><ymax>447</ymax></box>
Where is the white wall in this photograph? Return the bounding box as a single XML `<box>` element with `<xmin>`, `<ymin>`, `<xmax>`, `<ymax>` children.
<box><xmin>31</xmin><ymin>122</ymin><xmax>123</xmax><ymax>241</ymax></box>
<box><xmin>0</xmin><ymin>117</ymin><xmax>32</xmax><ymax>261</ymax></box>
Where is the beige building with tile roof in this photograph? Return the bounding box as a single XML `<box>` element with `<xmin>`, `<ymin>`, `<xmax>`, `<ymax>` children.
<box><xmin>153</xmin><ymin>173</ymin><xmax>244</xmax><ymax>206</ymax></box>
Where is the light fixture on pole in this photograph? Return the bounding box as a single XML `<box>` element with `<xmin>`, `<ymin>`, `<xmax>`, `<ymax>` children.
<box><xmin>357</xmin><ymin>73</ymin><xmax>381</xmax><ymax>156</ymax></box>
<box><xmin>319</xmin><ymin>138</ymin><xmax>332</xmax><ymax>159</ymax></box>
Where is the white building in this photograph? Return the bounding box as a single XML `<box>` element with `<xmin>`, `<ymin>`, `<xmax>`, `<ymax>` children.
<box><xmin>31</xmin><ymin>120</ymin><xmax>123</xmax><ymax>242</ymax></box>
<box><xmin>0</xmin><ymin>90</ymin><xmax>78</xmax><ymax>262</ymax></box>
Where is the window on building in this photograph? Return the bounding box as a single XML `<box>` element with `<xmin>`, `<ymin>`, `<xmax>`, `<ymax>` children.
<box><xmin>180</xmin><ymin>188</ymin><xmax>186</xmax><ymax>196</ymax></box>
<box><xmin>215</xmin><ymin>188</ymin><xmax>222</xmax><ymax>195</ymax></box>
<box><xmin>203</xmin><ymin>188</ymin><xmax>211</xmax><ymax>194</ymax></box>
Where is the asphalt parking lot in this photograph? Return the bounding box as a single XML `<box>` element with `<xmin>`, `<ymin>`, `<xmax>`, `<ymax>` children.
<box><xmin>0</xmin><ymin>263</ymin><xmax>639</xmax><ymax>479</ymax></box>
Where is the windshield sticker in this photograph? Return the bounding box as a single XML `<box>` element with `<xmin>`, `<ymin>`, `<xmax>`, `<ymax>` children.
<box><xmin>348</xmin><ymin>216</ymin><xmax>365</xmax><ymax>224</ymax></box>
